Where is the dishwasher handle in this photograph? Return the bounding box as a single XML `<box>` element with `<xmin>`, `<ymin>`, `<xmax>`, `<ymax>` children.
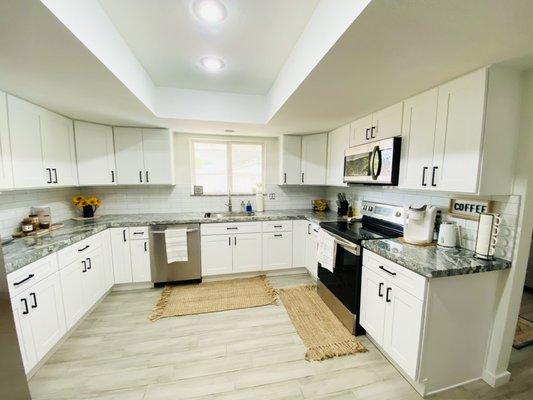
<box><xmin>151</xmin><ymin>228</ymin><xmax>199</xmax><ymax>234</ymax></box>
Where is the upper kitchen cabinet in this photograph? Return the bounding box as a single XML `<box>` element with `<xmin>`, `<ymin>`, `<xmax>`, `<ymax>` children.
<box><xmin>8</xmin><ymin>95</ymin><xmax>77</xmax><ymax>189</ymax></box>
<box><xmin>74</xmin><ymin>121</ymin><xmax>116</xmax><ymax>186</ymax></box>
<box><xmin>349</xmin><ymin>102</ymin><xmax>403</xmax><ymax>147</ymax></box>
<box><xmin>326</xmin><ymin>124</ymin><xmax>349</xmax><ymax>186</ymax></box>
<box><xmin>301</xmin><ymin>133</ymin><xmax>327</xmax><ymax>185</ymax></box>
<box><xmin>0</xmin><ymin>91</ymin><xmax>13</xmax><ymax>189</ymax></box>
<box><xmin>279</xmin><ymin>135</ymin><xmax>301</xmax><ymax>185</ymax></box>
<box><xmin>114</xmin><ymin>127</ymin><xmax>174</xmax><ymax>185</ymax></box>
<box><xmin>399</xmin><ymin>66</ymin><xmax>521</xmax><ymax>195</ymax></box>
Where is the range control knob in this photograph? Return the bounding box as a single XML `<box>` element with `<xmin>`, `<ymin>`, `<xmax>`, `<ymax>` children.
<box><xmin>395</xmin><ymin>211</ymin><xmax>402</xmax><ymax>217</ymax></box>
<box><xmin>362</xmin><ymin>205</ymin><xmax>367</xmax><ymax>210</ymax></box>
<box><xmin>368</xmin><ymin>206</ymin><xmax>374</xmax><ymax>211</ymax></box>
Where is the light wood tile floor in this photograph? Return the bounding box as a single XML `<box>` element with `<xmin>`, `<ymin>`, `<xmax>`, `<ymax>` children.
<box><xmin>29</xmin><ymin>274</ymin><xmax>533</xmax><ymax>400</ymax></box>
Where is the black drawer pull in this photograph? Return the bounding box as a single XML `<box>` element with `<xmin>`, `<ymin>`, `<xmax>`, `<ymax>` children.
<box><xmin>21</xmin><ymin>298</ymin><xmax>29</xmax><ymax>315</ymax></box>
<box><xmin>379</xmin><ymin>265</ymin><xmax>397</xmax><ymax>276</ymax></box>
<box><xmin>378</xmin><ymin>282</ymin><xmax>384</xmax><ymax>297</ymax></box>
<box><xmin>30</xmin><ymin>293</ymin><xmax>37</xmax><ymax>308</ymax></box>
<box><xmin>274</xmin><ymin>234</ymin><xmax>283</xmax><ymax>237</ymax></box>
<box><xmin>386</xmin><ymin>287</ymin><xmax>392</xmax><ymax>303</ymax></box>
<box><xmin>274</xmin><ymin>225</ymin><xmax>282</xmax><ymax>228</ymax></box>
<box><xmin>226</xmin><ymin>227</ymin><xmax>238</xmax><ymax>230</ymax></box>
<box><xmin>13</xmin><ymin>274</ymin><xmax>34</xmax><ymax>286</ymax></box>
<box><xmin>133</xmin><ymin>231</ymin><xmax>144</xmax><ymax>235</ymax></box>
<box><xmin>78</xmin><ymin>245</ymin><xmax>90</xmax><ymax>252</ymax></box>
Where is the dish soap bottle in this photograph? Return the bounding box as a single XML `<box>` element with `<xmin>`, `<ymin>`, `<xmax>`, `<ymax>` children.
<box><xmin>246</xmin><ymin>200</ymin><xmax>252</xmax><ymax>213</ymax></box>
<box><xmin>240</xmin><ymin>201</ymin><xmax>246</xmax><ymax>212</ymax></box>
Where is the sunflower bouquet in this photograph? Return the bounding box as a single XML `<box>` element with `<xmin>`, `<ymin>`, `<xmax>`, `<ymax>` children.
<box><xmin>72</xmin><ymin>195</ymin><xmax>102</xmax><ymax>218</ymax></box>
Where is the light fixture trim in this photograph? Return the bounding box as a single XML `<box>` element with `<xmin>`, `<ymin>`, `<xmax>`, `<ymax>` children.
<box><xmin>200</xmin><ymin>56</ymin><xmax>225</xmax><ymax>72</ymax></box>
<box><xmin>193</xmin><ymin>0</ymin><xmax>227</xmax><ymax>23</ymax></box>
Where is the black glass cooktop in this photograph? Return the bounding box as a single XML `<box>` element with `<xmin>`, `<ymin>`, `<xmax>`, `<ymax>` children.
<box><xmin>319</xmin><ymin>220</ymin><xmax>402</xmax><ymax>243</ymax></box>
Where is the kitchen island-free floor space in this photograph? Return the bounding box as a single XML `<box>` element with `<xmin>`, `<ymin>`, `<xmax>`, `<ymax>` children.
<box><xmin>29</xmin><ymin>274</ymin><xmax>533</xmax><ymax>400</ymax></box>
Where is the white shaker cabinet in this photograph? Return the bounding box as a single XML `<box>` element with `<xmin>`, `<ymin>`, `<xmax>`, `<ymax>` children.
<box><xmin>130</xmin><ymin>238</ymin><xmax>151</xmax><ymax>282</ymax></box>
<box><xmin>201</xmin><ymin>234</ymin><xmax>233</xmax><ymax>276</ymax></box>
<box><xmin>349</xmin><ymin>102</ymin><xmax>403</xmax><ymax>147</ymax></box>
<box><xmin>11</xmin><ymin>291</ymin><xmax>38</xmax><ymax>372</ymax></box>
<box><xmin>60</xmin><ymin>258</ymin><xmax>87</xmax><ymax>330</ymax></box>
<box><xmin>74</xmin><ymin>121</ymin><xmax>116</xmax><ymax>186</ymax></box>
<box><xmin>359</xmin><ymin>265</ymin><xmax>386</xmax><ymax>343</ymax></box>
<box><xmin>0</xmin><ymin>91</ymin><xmax>13</xmax><ymax>189</ymax></box>
<box><xmin>304</xmin><ymin>222</ymin><xmax>319</xmax><ymax>279</ymax></box>
<box><xmin>110</xmin><ymin>228</ymin><xmax>133</xmax><ymax>284</ymax></box>
<box><xmin>326</xmin><ymin>124</ymin><xmax>349</xmax><ymax>186</ymax></box>
<box><xmin>279</xmin><ymin>135</ymin><xmax>302</xmax><ymax>185</ymax></box>
<box><xmin>292</xmin><ymin>220</ymin><xmax>308</xmax><ymax>268</ymax></box>
<box><xmin>232</xmin><ymin>233</ymin><xmax>262</xmax><ymax>273</ymax></box>
<box><xmin>262</xmin><ymin>232</ymin><xmax>293</xmax><ymax>270</ymax></box>
<box><xmin>301</xmin><ymin>133</ymin><xmax>327</xmax><ymax>185</ymax></box>
<box><xmin>349</xmin><ymin>114</ymin><xmax>373</xmax><ymax>147</ymax></box>
<box><xmin>114</xmin><ymin>127</ymin><xmax>145</xmax><ymax>184</ymax></box>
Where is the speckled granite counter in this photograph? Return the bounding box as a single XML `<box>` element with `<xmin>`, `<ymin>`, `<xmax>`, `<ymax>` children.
<box><xmin>362</xmin><ymin>238</ymin><xmax>511</xmax><ymax>278</ymax></box>
<box><xmin>3</xmin><ymin>210</ymin><xmax>340</xmax><ymax>274</ymax></box>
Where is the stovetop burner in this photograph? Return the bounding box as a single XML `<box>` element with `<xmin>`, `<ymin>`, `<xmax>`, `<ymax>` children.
<box><xmin>319</xmin><ymin>220</ymin><xmax>392</xmax><ymax>243</ymax></box>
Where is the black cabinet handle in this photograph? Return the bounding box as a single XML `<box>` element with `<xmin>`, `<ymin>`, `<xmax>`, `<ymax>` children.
<box><xmin>13</xmin><ymin>274</ymin><xmax>34</xmax><ymax>286</ymax></box>
<box><xmin>30</xmin><ymin>293</ymin><xmax>37</xmax><ymax>308</ymax></box>
<box><xmin>78</xmin><ymin>245</ymin><xmax>90</xmax><ymax>252</ymax></box>
<box><xmin>226</xmin><ymin>227</ymin><xmax>238</xmax><ymax>230</ymax></box>
<box><xmin>386</xmin><ymin>287</ymin><xmax>392</xmax><ymax>303</ymax></box>
<box><xmin>274</xmin><ymin>234</ymin><xmax>283</xmax><ymax>237</ymax></box>
<box><xmin>133</xmin><ymin>231</ymin><xmax>144</xmax><ymax>235</ymax></box>
<box><xmin>123</xmin><ymin>229</ymin><xmax>127</xmax><ymax>242</ymax></box>
<box><xmin>379</xmin><ymin>265</ymin><xmax>397</xmax><ymax>276</ymax></box>
<box><xmin>378</xmin><ymin>282</ymin><xmax>384</xmax><ymax>297</ymax></box>
<box><xmin>144</xmin><ymin>241</ymin><xmax>147</xmax><ymax>252</ymax></box>
<box><xmin>111</xmin><ymin>170</ymin><xmax>115</xmax><ymax>183</ymax></box>
<box><xmin>274</xmin><ymin>225</ymin><xmax>282</xmax><ymax>228</ymax></box>
<box><xmin>301</xmin><ymin>173</ymin><xmax>304</xmax><ymax>183</ymax></box>
<box><xmin>139</xmin><ymin>171</ymin><xmax>143</xmax><ymax>183</ymax></box>
<box><xmin>228</xmin><ymin>237</ymin><xmax>231</xmax><ymax>246</ymax></box>
<box><xmin>283</xmin><ymin>173</ymin><xmax>287</xmax><ymax>184</ymax></box>
<box><xmin>371</xmin><ymin>126</ymin><xmax>376</xmax><ymax>139</ymax></box>
<box><xmin>234</xmin><ymin>236</ymin><xmax>237</xmax><ymax>245</ymax></box>
<box><xmin>46</xmin><ymin>168</ymin><xmax>52</xmax><ymax>184</ymax></box>
<box><xmin>82</xmin><ymin>260</ymin><xmax>87</xmax><ymax>273</ymax></box>
<box><xmin>365</xmin><ymin>128</ymin><xmax>370</xmax><ymax>140</ymax></box>
<box><xmin>21</xmin><ymin>298</ymin><xmax>29</xmax><ymax>315</ymax></box>
<box><xmin>422</xmin><ymin>167</ymin><xmax>428</xmax><ymax>187</ymax></box>
<box><xmin>86</xmin><ymin>257</ymin><xmax>92</xmax><ymax>270</ymax></box>
<box><xmin>307</xmin><ymin>224</ymin><xmax>311</xmax><ymax>235</ymax></box>
<box><xmin>145</xmin><ymin>171</ymin><xmax>149</xmax><ymax>183</ymax></box>
<box><xmin>431</xmin><ymin>166</ymin><xmax>438</xmax><ymax>187</ymax></box>
<box><xmin>52</xmin><ymin>168</ymin><xmax>58</xmax><ymax>183</ymax></box>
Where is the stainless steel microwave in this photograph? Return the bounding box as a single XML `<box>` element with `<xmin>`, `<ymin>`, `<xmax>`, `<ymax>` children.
<box><xmin>343</xmin><ymin>137</ymin><xmax>401</xmax><ymax>185</ymax></box>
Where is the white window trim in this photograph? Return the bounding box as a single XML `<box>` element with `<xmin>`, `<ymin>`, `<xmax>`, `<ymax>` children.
<box><xmin>189</xmin><ymin>138</ymin><xmax>266</xmax><ymax>196</ymax></box>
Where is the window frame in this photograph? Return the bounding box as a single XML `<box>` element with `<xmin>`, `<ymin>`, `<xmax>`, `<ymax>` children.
<box><xmin>189</xmin><ymin>138</ymin><xmax>266</xmax><ymax>196</ymax></box>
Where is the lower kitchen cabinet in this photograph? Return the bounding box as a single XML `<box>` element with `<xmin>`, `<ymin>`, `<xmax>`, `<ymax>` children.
<box><xmin>360</xmin><ymin>266</ymin><xmax>386</xmax><ymax>342</ymax></box>
<box><xmin>12</xmin><ymin>291</ymin><xmax>38</xmax><ymax>372</ymax></box>
<box><xmin>201</xmin><ymin>234</ymin><xmax>233</xmax><ymax>276</ymax></box>
<box><xmin>262</xmin><ymin>232</ymin><xmax>292</xmax><ymax>270</ymax></box>
<box><xmin>233</xmin><ymin>233</ymin><xmax>262</xmax><ymax>273</ymax></box>
<box><xmin>292</xmin><ymin>220</ymin><xmax>308</xmax><ymax>268</ymax></box>
<box><xmin>304</xmin><ymin>222</ymin><xmax>319</xmax><ymax>279</ymax></box>
<box><xmin>60</xmin><ymin>258</ymin><xmax>87</xmax><ymax>330</ymax></box>
<box><xmin>130</xmin><ymin>239</ymin><xmax>151</xmax><ymax>282</ymax></box>
<box><xmin>110</xmin><ymin>227</ymin><xmax>133</xmax><ymax>284</ymax></box>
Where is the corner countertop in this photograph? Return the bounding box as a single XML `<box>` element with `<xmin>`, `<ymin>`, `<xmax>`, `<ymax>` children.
<box><xmin>3</xmin><ymin>210</ymin><xmax>340</xmax><ymax>274</ymax></box>
<box><xmin>361</xmin><ymin>238</ymin><xmax>511</xmax><ymax>278</ymax></box>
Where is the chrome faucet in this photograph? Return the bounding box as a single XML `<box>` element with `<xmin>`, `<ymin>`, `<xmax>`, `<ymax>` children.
<box><xmin>226</xmin><ymin>190</ymin><xmax>232</xmax><ymax>212</ymax></box>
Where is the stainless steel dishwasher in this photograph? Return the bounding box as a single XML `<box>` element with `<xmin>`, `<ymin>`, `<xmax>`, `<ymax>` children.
<box><xmin>149</xmin><ymin>224</ymin><xmax>202</xmax><ymax>286</ymax></box>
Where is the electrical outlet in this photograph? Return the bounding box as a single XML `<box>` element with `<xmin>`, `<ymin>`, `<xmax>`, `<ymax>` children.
<box><xmin>268</xmin><ymin>193</ymin><xmax>276</xmax><ymax>200</ymax></box>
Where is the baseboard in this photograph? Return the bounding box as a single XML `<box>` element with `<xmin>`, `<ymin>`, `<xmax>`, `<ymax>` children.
<box><xmin>112</xmin><ymin>282</ymin><xmax>153</xmax><ymax>291</ymax></box>
<box><xmin>203</xmin><ymin>268</ymin><xmax>309</xmax><ymax>282</ymax></box>
<box><xmin>425</xmin><ymin>376</ymin><xmax>482</xmax><ymax>396</ymax></box>
<box><xmin>482</xmin><ymin>369</ymin><xmax>511</xmax><ymax>387</ymax></box>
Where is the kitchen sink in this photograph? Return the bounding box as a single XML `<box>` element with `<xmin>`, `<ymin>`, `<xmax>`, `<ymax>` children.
<box><xmin>204</xmin><ymin>211</ymin><xmax>255</xmax><ymax>219</ymax></box>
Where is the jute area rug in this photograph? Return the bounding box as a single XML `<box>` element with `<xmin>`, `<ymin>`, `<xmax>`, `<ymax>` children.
<box><xmin>513</xmin><ymin>317</ymin><xmax>533</xmax><ymax>349</ymax></box>
<box><xmin>278</xmin><ymin>285</ymin><xmax>367</xmax><ymax>361</ymax></box>
<box><xmin>149</xmin><ymin>275</ymin><xmax>277</xmax><ymax>321</ymax></box>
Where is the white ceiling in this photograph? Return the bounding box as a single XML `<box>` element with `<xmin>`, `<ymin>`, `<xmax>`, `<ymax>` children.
<box><xmin>98</xmin><ymin>0</ymin><xmax>319</xmax><ymax>95</ymax></box>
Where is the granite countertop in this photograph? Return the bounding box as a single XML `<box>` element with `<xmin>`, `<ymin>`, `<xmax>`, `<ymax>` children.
<box><xmin>362</xmin><ymin>238</ymin><xmax>511</xmax><ymax>278</ymax></box>
<box><xmin>3</xmin><ymin>210</ymin><xmax>341</xmax><ymax>274</ymax></box>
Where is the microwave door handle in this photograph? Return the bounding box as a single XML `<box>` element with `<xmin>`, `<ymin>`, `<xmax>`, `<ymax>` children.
<box><xmin>370</xmin><ymin>146</ymin><xmax>381</xmax><ymax>180</ymax></box>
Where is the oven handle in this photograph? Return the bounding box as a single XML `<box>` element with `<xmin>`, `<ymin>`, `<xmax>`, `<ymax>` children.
<box><xmin>324</xmin><ymin>231</ymin><xmax>360</xmax><ymax>256</ymax></box>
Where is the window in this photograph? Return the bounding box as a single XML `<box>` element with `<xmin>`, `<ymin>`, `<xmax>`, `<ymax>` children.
<box><xmin>191</xmin><ymin>140</ymin><xmax>264</xmax><ymax>194</ymax></box>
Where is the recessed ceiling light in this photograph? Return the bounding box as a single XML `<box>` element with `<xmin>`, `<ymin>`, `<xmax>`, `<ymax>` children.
<box><xmin>200</xmin><ymin>57</ymin><xmax>225</xmax><ymax>72</ymax></box>
<box><xmin>193</xmin><ymin>0</ymin><xmax>227</xmax><ymax>23</ymax></box>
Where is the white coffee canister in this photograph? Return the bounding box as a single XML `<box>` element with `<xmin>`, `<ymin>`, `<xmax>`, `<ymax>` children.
<box><xmin>475</xmin><ymin>213</ymin><xmax>502</xmax><ymax>260</ymax></box>
<box><xmin>438</xmin><ymin>222</ymin><xmax>457</xmax><ymax>248</ymax></box>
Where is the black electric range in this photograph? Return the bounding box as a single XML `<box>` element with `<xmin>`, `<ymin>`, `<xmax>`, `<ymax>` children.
<box><xmin>317</xmin><ymin>202</ymin><xmax>404</xmax><ymax>335</ymax></box>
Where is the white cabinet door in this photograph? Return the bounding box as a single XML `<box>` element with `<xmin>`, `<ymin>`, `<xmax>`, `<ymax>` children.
<box><xmin>130</xmin><ymin>239</ymin><xmax>151</xmax><ymax>282</ymax></box>
<box><xmin>232</xmin><ymin>233</ymin><xmax>262</xmax><ymax>273</ymax></box>
<box><xmin>40</xmin><ymin>110</ymin><xmax>77</xmax><ymax>186</ymax></box>
<box><xmin>60</xmin><ymin>259</ymin><xmax>87</xmax><ymax>330</ymax></box>
<box><xmin>304</xmin><ymin>223</ymin><xmax>319</xmax><ymax>279</ymax></box>
<box><xmin>99</xmin><ymin>230</ymin><xmax>115</xmax><ymax>291</ymax></box>
<box><xmin>372</xmin><ymin>102</ymin><xmax>403</xmax><ymax>141</ymax></box>
<box><xmin>292</xmin><ymin>220</ymin><xmax>308</xmax><ymax>268</ymax></box>
<box><xmin>383</xmin><ymin>283</ymin><xmax>423</xmax><ymax>380</ymax></box>
<box><xmin>75</xmin><ymin>121</ymin><xmax>116</xmax><ymax>186</ymax></box>
<box><xmin>0</xmin><ymin>91</ymin><xmax>13</xmax><ymax>189</ymax></box>
<box><xmin>349</xmin><ymin>114</ymin><xmax>372</xmax><ymax>147</ymax></box>
<box><xmin>11</xmin><ymin>291</ymin><xmax>37</xmax><ymax>372</ymax></box>
<box><xmin>142</xmin><ymin>128</ymin><xmax>174</xmax><ymax>185</ymax></box>
<box><xmin>110</xmin><ymin>228</ymin><xmax>132</xmax><ymax>284</ymax></box>
<box><xmin>7</xmin><ymin>95</ymin><xmax>45</xmax><ymax>188</ymax></box>
<box><xmin>399</xmin><ymin>89</ymin><xmax>438</xmax><ymax>190</ymax></box>
<box><xmin>114</xmin><ymin>127</ymin><xmax>144</xmax><ymax>185</ymax></box>
<box><xmin>82</xmin><ymin>247</ymin><xmax>105</xmax><ymax>307</ymax></box>
<box><xmin>262</xmin><ymin>232</ymin><xmax>292</xmax><ymax>270</ymax></box>
<box><xmin>201</xmin><ymin>235</ymin><xmax>233</xmax><ymax>276</ymax></box>
<box><xmin>326</xmin><ymin>124</ymin><xmax>349</xmax><ymax>186</ymax></box>
<box><xmin>433</xmin><ymin>68</ymin><xmax>486</xmax><ymax>193</ymax></box>
<box><xmin>360</xmin><ymin>266</ymin><xmax>387</xmax><ymax>344</ymax></box>
<box><xmin>26</xmin><ymin>273</ymin><xmax>66</xmax><ymax>360</ymax></box>
<box><xmin>279</xmin><ymin>135</ymin><xmax>301</xmax><ymax>185</ymax></box>
<box><xmin>301</xmin><ymin>133</ymin><xmax>327</xmax><ymax>185</ymax></box>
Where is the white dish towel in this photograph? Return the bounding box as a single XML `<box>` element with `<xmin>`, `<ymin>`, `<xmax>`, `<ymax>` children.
<box><xmin>317</xmin><ymin>229</ymin><xmax>336</xmax><ymax>273</ymax></box>
<box><xmin>165</xmin><ymin>228</ymin><xmax>188</xmax><ymax>263</ymax></box>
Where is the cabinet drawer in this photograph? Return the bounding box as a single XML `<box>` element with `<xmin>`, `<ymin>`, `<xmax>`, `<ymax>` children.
<box><xmin>363</xmin><ymin>250</ymin><xmax>426</xmax><ymax>300</ymax></box>
<box><xmin>129</xmin><ymin>226</ymin><xmax>148</xmax><ymax>240</ymax></box>
<box><xmin>201</xmin><ymin>222</ymin><xmax>261</xmax><ymax>236</ymax></box>
<box><xmin>57</xmin><ymin>235</ymin><xmax>102</xmax><ymax>269</ymax></box>
<box><xmin>8</xmin><ymin>253</ymin><xmax>59</xmax><ymax>298</ymax></box>
<box><xmin>262</xmin><ymin>220</ymin><xmax>293</xmax><ymax>233</ymax></box>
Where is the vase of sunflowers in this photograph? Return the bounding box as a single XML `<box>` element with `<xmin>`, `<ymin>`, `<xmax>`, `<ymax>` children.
<box><xmin>72</xmin><ymin>195</ymin><xmax>102</xmax><ymax>219</ymax></box>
